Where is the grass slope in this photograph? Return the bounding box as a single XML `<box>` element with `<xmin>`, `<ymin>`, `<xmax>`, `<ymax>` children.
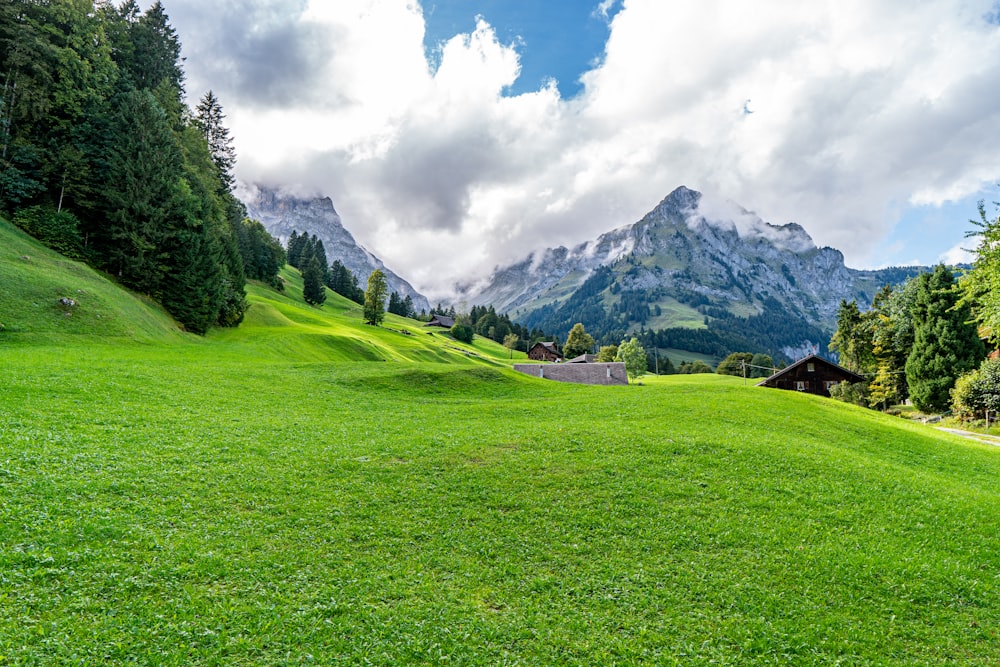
<box><xmin>0</xmin><ymin>218</ymin><xmax>184</xmax><ymax>344</ymax></box>
<box><xmin>209</xmin><ymin>267</ymin><xmax>525</xmax><ymax>365</ymax></box>
<box><xmin>2</xmin><ymin>229</ymin><xmax>1000</xmax><ymax>664</ymax></box>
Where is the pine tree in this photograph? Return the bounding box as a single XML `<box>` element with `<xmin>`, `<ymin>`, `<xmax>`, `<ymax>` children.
<box><xmin>287</xmin><ymin>230</ymin><xmax>308</xmax><ymax>268</ymax></box>
<box><xmin>302</xmin><ymin>255</ymin><xmax>326</xmax><ymax>306</ymax></box>
<box><xmin>906</xmin><ymin>265</ymin><xmax>984</xmax><ymax>412</ymax></box>
<box><xmin>960</xmin><ymin>194</ymin><xmax>1000</xmax><ymax>338</ymax></box>
<box><xmin>126</xmin><ymin>1</ymin><xmax>184</xmax><ymax>93</ymax></box>
<box><xmin>312</xmin><ymin>238</ymin><xmax>330</xmax><ymax>284</ymax></box>
<box><xmin>387</xmin><ymin>291</ymin><xmax>403</xmax><ymax>316</ymax></box>
<box><xmin>102</xmin><ymin>88</ymin><xmax>184</xmax><ymax>292</ymax></box>
<box><xmin>194</xmin><ymin>90</ymin><xmax>236</xmax><ymax>188</ymax></box>
<box><xmin>363</xmin><ymin>269</ymin><xmax>388</xmax><ymax>326</ymax></box>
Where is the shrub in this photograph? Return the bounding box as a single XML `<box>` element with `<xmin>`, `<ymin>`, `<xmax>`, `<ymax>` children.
<box><xmin>951</xmin><ymin>358</ymin><xmax>1000</xmax><ymax>421</ymax></box>
<box><xmin>717</xmin><ymin>352</ymin><xmax>753</xmax><ymax>376</ymax></box>
<box><xmin>13</xmin><ymin>206</ymin><xmax>83</xmax><ymax>258</ymax></box>
<box><xmin>830</xmin><ymin>381</ymin><xmax>868</xmax><ymax>407</ymax></box>
<box><xmin>597</xmin><ymin>345</ymin><xmax>618</xmax><ymax>362</ymax></box>
<box><xmin>450</xmin><ymin>323</ymin><xmax>474</xmax><ymax>343</ymax></box>
<box><xmin>678</xmin><ymin>360</ymin><xmax>714</xmax><ymax>374</ymax></box>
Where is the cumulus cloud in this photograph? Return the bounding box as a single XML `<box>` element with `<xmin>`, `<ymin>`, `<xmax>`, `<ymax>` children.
<box><xmin>155</xmin><ymin>0</ymin><xmax>1000</xmax><ymax>299</ymax></box>
<box><xmin>941</xmin><ymin>241</ymin><xmax>976</xmax><ymax>265</ymax></box>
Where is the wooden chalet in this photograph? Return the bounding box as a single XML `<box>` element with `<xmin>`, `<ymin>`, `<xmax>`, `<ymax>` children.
<box><xmin>756</xmin><ymin>354</ymin><xmax>864</xmax><ymax>397</ymax></box>
<box><xmin>424</xmin><ymin>315</ymin><xmax>455</xmax><ymax>329</ymax></box>
<box><xmin>528</xmin><ymin>341</ymin><xmax>563</xmax><ymax>363</ymax></box>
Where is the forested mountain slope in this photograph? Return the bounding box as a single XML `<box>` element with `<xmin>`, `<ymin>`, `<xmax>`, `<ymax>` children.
<box><xmin>463</xmin><ymin>186</ymin><xmax>924</xmax><ymax>359</ymax></box>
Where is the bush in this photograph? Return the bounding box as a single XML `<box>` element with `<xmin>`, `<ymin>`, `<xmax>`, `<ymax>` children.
<box><xmin>13</xmin><ymin>206</ymin><xmax>83</xmax><ymax>258</ymax></box>
<box><xmin>830</xmin><ymin>381</ymin><xmax>868</xmax><ymax>407</ymax></box>
<box><xmin>951</xmin><ymin>358</ymin><xmax>1000</xmax><ymax>421</ymax></box>
<box><xmin>597</xmin><ymin>345</ymin><xmax>618</xmax><ymax>362</ymax></box>
<box><xmin>450</xmin><ymin>323</ymin><xmax>474</xmax><ymax>343</ymax></box>
<box><xmin>717</xmin><ymin>352</ymin><xmax>753</xmax><ymax>376</ymax></box>
<box><xmin>678</xmin><ymin>360</ymin><xmax>714</xmax><ymax>374</ymax></box>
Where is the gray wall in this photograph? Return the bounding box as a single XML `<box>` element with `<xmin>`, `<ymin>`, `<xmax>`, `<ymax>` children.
<box><xmin>514</xmin><ymin>363</ymin><xmax>628</xmax><ymax>386</ymax></box>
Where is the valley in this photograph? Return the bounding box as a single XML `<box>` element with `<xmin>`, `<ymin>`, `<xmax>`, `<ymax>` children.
<box><xmin>2</xmin><ymin>218</ymin><xmax>999</xmax><ymax>664</ymax></box>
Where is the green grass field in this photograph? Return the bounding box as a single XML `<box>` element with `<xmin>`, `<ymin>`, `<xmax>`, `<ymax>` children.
<box><xmin>3</xmin><ymin>220</ymin><xmax>1000</xmax><ymax>664</ymax></box>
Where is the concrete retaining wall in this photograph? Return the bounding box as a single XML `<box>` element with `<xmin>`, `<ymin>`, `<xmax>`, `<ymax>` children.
<box><xmin>514</xmin><ymin>362</ymin><xmax>628</xmax><ymax>386</ymax></box>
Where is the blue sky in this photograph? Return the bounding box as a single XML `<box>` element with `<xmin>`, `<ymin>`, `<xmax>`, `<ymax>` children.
<box><xmin>423</xmin><ymin>1</ymin><xmax>622</xmax><ymax>98</ymax></box>
<box><xmin>158</xmin><ymin>0</ymin><xmax>1000</xmax><ymax>295</ymax></box>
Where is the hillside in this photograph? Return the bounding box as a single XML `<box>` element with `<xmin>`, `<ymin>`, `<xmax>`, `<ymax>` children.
<box><xmin>0</xmin><ymin>215</ymin><xmax>518</xmax><ymax>365</ymax></box>
<box><xmin>3</xmin><ymin>226</ymin><xmax>1000</xmax><ymax>663</ymax></box>
<box><xmin>0</xmin><ymin>218</ymin><xmax>185</xmax><ymax>344</ymax></box>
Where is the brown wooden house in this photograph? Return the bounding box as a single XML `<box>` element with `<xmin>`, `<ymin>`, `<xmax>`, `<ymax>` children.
<box><xmin>756</xmin><ymin>354</ymin><xmax>864</xmax><ymax>397</ymax></box>
<box><xmin>424</xmin><ymin>315</ymin><xmax>455</xmax><ymax>329</ymax></box>
<box><xmin>528</xmin><ymin>341</ymin><xmax>563</xmax><ymax>363</ymax></box>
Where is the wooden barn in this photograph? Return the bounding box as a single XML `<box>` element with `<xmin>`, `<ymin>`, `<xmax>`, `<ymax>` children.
<box><xmin>424</xmin><ymin>315</ymin><xmax>455</xmax><ymax>329</ymax></box>
<box><xmin>756</xmin><ymin>354</ymin><xmax>864</xmax><ymax>397</ymax></box>
<box><xmin>527</xmin><ymin>341</ymin><xmax>563</xmax><ymax>363</ymax></box>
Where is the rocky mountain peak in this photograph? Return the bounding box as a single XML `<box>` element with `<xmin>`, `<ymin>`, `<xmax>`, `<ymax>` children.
<box><xmin>462</xmin><ymin>186</ymin><xmax>923</xmax><ymax>358</ymax></box>
<box><xmin>240</xmin><ymin>184</ymin><xmax>430</xmax><ymax>313</ymax></box>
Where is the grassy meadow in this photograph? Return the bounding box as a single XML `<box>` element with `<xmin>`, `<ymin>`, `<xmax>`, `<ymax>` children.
<box><xmin>2</xmin><ymin>219</ymin><xmax>1000</xmax><ymax>664</ymax></box>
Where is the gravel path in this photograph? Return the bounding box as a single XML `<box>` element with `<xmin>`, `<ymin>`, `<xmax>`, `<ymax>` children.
<box><xmin>936</xmin><ymin>427</ymin><xmax>1000</xmax><ymax>447</ymax></box>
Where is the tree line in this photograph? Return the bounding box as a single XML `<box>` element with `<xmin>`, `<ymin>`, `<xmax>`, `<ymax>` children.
<box><xmin>1</xmin><ymin>1</ymin><xmax>284</xmax><ymax>333</ymax></box>
<box><xmin>828</xmin><ymin>264</ymin><xmax>985</xmax><ymax>413</ymax></box>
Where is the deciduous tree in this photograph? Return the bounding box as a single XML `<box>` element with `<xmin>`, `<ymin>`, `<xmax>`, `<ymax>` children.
<box><xmin>563</xmin><ymin>322</ymin><xmax>595</xmax><ymax>358</ymax></box>
<box><xmin>363</xmin><ymin>269</ymin><xmax>388</xmax><ymax>326</ymax></box>
<box><xmin>617</xmin><ymin>337</ymin><xmax>647</xmax><ymax>382</ymax></box>
<box><xmin>503</xmin><ymin>333</ymin><xmax>519</xmax><ymax>358</ymax></box>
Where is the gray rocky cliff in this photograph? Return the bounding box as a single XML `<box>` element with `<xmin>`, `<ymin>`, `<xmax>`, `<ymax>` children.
<box><xmin>462</xmin><ymin>186</ymin><xmax>922</xmax><ymax>338</ymax></box>
<box><xmin>241</xmin><ymin>185</ymin><xmax>430</xmax><ymax>313</ymax></box>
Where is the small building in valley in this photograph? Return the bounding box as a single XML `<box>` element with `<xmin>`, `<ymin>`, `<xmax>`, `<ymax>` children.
<box><xmin>756</xmin><ymin>354</ymin><xmax>864</xmax><ymax>397</ymax></box>
<box><xmin>514</xmin><ymin>362</ymin><xmax>628</xmax><ymax>386</ymax></box>
<box><xmin>566</xmin><ymin>354</ymin><xmax>597</xmax><ymax>364</ymax></box>
<box><xmin>424</xmin><ymin>315</ymin><xmax>455</xmax><ymax>329</ymax></box>
<box><xmin>527</xmin><ymin>341</ymin><xmax>563</xmax><ymax>363</ymax></box>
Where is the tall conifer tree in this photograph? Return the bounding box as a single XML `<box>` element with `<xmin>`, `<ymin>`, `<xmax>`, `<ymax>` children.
<box><xmin>906</xmin><ymin>265</ymin><xmax>984</xmax><ymax>412</ymax></box>
<box><xmin>302</xmin><ymin>255</ymin><xmax>326</xmax><ymax>306</ymax></box>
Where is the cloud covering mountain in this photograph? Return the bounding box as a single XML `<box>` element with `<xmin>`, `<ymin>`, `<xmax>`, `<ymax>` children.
<box><xmin>151</xmin><ymin>0</ymin><xmax>1000</xmax><ymax>299</ymax></box>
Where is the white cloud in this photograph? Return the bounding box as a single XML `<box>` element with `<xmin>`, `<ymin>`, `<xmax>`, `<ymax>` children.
<box><xmin>158</xmin><ymin>0</ymin><xmax>1000</xmax><ymax>300</ymax></box>
<box><xmin>941</xmin><ymin>241</ymin><xmax>976</xmax><ymax>265</ymax></box>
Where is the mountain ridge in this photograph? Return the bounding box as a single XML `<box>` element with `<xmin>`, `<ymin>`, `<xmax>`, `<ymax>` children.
<box><xmin>460</xmin><ymin>186</ymin><xmax>925</xmax><ymax>359</ymax></box>
<box><xmin>241</xmin><ymin>184</ymin><xmax>431</xmax><ymax>313</ymax></box>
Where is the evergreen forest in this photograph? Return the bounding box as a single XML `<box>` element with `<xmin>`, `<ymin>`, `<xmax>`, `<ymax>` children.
<box><xmin>0</xmin><ymin>0</ymin><xmax>284</xmax><ymax>333</ymax></box>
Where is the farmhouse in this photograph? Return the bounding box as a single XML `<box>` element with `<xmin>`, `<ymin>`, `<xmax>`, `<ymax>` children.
<box><xmin>424</xmin><ymin>315</ymin><xmax>455</xmax><ymax>328</ymax></box>
<box><xmin>756</xmin><ymin>354</ymin><xmax>864</xmax><ymax>397</ymax></box>
<box><xmin>527</xmin><ymin>341</ymin><xmax>563</xmax><ymax>362</ymax></box>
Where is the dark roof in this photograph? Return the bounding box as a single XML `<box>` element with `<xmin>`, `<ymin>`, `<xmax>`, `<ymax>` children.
<box><xmin>528</xmin><ymin>342</ymin><xmax>563</xmax><ymax>359</ymax></box>
<box><xmin>756</xmin><ymin>354</ymin><xmax>865</xmax><ymax>387</ymax></box>
<box><xmin>566</xmin><ymin>354</ymin><xmax>597</xmax><ymax>364</ymax></box>
<box><xmin>424</xmin><ymin>315</ymin><xmax>455</xmax><ymax>328</ymax></box>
